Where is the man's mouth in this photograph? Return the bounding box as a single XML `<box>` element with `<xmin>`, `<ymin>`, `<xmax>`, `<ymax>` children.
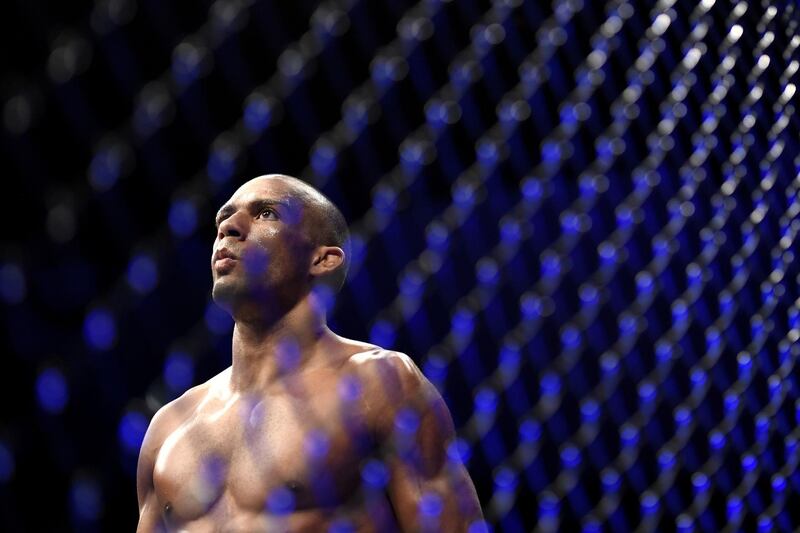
<box><xmin>213</xmin><ymin>248</ymin><xmax>239</xmax><ymax>262</ymax></box>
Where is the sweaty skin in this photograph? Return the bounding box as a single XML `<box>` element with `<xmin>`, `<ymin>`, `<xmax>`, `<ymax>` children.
<box><xmin>136</xmin><ymin>175</ymin><xmax>483</xmax><ymax>532</ymax></box>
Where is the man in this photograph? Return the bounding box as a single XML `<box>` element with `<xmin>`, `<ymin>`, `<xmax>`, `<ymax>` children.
<box><xmin>136</xmin><ymin>175</ymin><xmax>484</xmax><ymax>532</ymax></box>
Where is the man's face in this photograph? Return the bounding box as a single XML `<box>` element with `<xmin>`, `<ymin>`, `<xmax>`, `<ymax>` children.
<box><xmin>211</xmin><ymin>176</ymin><xmax>316</xmax><ymax>313</ymax></box>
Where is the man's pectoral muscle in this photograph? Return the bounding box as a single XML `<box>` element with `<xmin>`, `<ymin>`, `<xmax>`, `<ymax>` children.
<box><xmin>136</xmin><ymin>351</ymin><xmax>482</xmax><ymax>532</ymax></box>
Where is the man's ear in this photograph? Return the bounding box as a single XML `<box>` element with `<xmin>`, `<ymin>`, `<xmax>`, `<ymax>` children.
<box><xmin>310</xmin><ymin>246</ymin><xmax>345</xmax><ymax>277</ymax></box>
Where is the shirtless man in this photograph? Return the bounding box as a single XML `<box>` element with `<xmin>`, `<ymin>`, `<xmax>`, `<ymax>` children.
<box><xmin>136</xmin><ymin>175</ymin><xmax>483</xmax><ymax>532</ymax></box>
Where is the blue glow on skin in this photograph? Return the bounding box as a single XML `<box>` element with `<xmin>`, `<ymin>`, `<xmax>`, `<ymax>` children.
<box><xmin>360</xmin><ymin>459</ymin><xmax>389</xmax><ymax>489</ymax></box>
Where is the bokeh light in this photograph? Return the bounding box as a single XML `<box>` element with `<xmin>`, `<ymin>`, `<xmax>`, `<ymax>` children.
<box><xmin>118</xmin><ymin>411</ymin><xmax>148</xmax><ymax>454</ymax></box>
<box><xmin>35</xmin><ymin>367</ymin><xmax>69</xmax><ymax>414</ymax></box>
<box><xmin>83</xmin><ymin>308</ymin><xmax>117</xmax><ymax>350</ymax></box>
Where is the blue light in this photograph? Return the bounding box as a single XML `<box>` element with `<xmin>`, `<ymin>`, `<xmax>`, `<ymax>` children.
<box><xmin>476</xmin><ymin>259</ymin><xmax>499</xmax><ymax>285</ymax></box>
<box><xmin>372</xmin><ymin>185</ymin><xmax>397</xmax><ymax>213</ymax></box>
<box><xmin>343</xmin><ymin>98</ymin><xmax>369</xmax><ymax>132</ymax></box>
<box><xmin>451</xmin><ymin>308</ymin><xmax>474</xmax><ymax>336</ymax></box>
<box><xmin>425</xmin><ymin>222</ymin><xmax>449</xmax><ymax>249</ymax></box>
<box><xmin>638</xmin><ymin>381</ymin><xmax>656</xmax><ymax>406</ymax></box>
<box><xmin>163</xmin><ymin>351</ymin><xmax>194</xmax><ymax>393</ymax></box>
<box><xmin>452</xmin><ymin>182</ymin><xmax>476</xmax><ymax>208</ymax></box>
<box><xmin>692</xmin><ymin>472</ymin><xmax>710</xmax><ymax>495</ymax></box>
<box><xmin>0</xmin><ymin>263</ymin><xmax>26</xmax><ymax>304</ymax></box>
<box><xmin>70</xmin><ymin>476</ymin><xmax>102</xmax><ymax>521</ymax></box>
<box><xmin>539</xmin><ymin>491</ymin><xmax>559</xmax><ymax>517</ymax></box>
<box><xmin>83</xmin><ymin>309</ymin><xmax>117</xmax><ymax>350</ymax></box>
<box><xmin>476</xmin><ymin>140</ymin><xmax>499</xmax><ymax>166</ymax></box>
<box><xmin>311</xmin><ymin>142</ymin><xmax>337</xmax><ymax>176</ymax></box>
<box><xmin>620</xmin><ymin>424</ymin><xmax>639</xmax><ymax>449</ymax></box>
<box><xmin>337</xmin><ymin>374</ymin><xmax>362</xmax><ymax>402</ymax></box>
<box><xmin>499</xmin><ymin>218</ymin><xmax>521</xmax><ymax>243</ymax></box>
<box><xmin>742</xmin><ymin>453</ymin><xmax>758</xmax><ymax>474</ymax></box>
<box><xmin>399</xmin><ymin>141</ymin><xmax>426</xmax><ymax>173</ymax></box>
<box><xmin>520</xmin><ymin>177</ymin><xmax>543</xmax><ymax>201</ymax></box>
<box><xmin>36</xmin><ymin>368</ymin><xmax>68</xmax><ymax>414</ymax></box>
<box><xmin>601</xmin><ymin>468</ymin><xmax>620</xmax><ymax>492</ymax></box>
<box><xmin>423</xmin><ymin>355</ymin><xmax>448</xmax><ymax>383</ymax></box>
<box><xmin>498</xmin><ymin>344</ymin><xmax>520</xmax><ymax>372</ymax></box>
<box><xmin>369</xmin><ymin>320</ymin><xmax>395</xmax><ymax>347</ymax></box>
<box><xmin>172</xmin><ymin>43</ymin><xmax>202</xmax><ymax>86</ymax></box>
<box><xmin>540</xmin><ymin>373</ymin><xmax>561</xmax><ymax>397</ymax></box>
<box><xmin>126</xmin><ymin>254</ymin><xmax>158</xmax><ymax>294</ymax></box>
<box><xmin>398</xmin><ymin>270</ymin><xmax>425</xmax><ymax>296</ymax></box>
<box><xmin>641</xmin><ymin>491</ymin><xmax>659</xmax><ymax>515</ymax></box>
<box><xmin>243</xmin><ymin>94</ymin><xmax>275</xmax><ymax>133</ymax></box>
<box><xmin>361</xmin><ymin>459</ymin><xmax>389</xmax><ymax>488</ymax></box>
<box><xmin>727</xmin><ymin>496</ymin><xmax>743</xmax><ymax>519</ymax></box>
<box><xmin>541</xmin><ymin>140</ymin><xmax>561</xmax><ymax>163</ymax></box>
<box><xmin>518</xmin><ymin>420</ymin><xmax>540</xmax><ymax>443</ymax></box>
<box><xmin>168</xmin><ymin>199</ymin><xmax>198</xmax><ymax>237</ymax></box>
<box><xmin>88</xmin><ymin>148</ymin><xmax>121</xmax><ymax>192</ymax></box>
<box><xmin>580</xmin><ymin>399</ymin><xmax>599</xmax><ymax>424</ymax></box>
<box><xmin>467</xmin><ymin>520</ymin><xmax>492</xmax><ymax>533</ymax></box>
<box><xmin>561</xmin><ymin>445</ymin><xmax>581</xmax><ymax>469</ymax></box>
<box><xmin>657</xmin><ymin>449</ymin><xmax>675</xmax><ymax>471</ymax></box>
<box><xmin>207</xmin><ymin>147</ymin><xmax>236</xmax><ymax>184</ymax></box>
<box><xmin>493</xmin><ymin>467</ymin><xmax>517</xmax><ymax>491</ymax></box>
<box><xmin>266</xmin><ymin>486</ymin><xmax>295</xmax><ymax>514</ymax></box>
<box><xmin>709</xmin><ymin>430</ymin><xmax>725</xmax><ymax>453</ymax></box>
<box><xmin>447</xmin><ymin>438</ymin><xmax>471</xmax><ymax>464</ymax></box>
<box><xmin>371</xmin><ymin>56</ymin><xmax>406</xmax><ymax>88</ymax></box>
<box><xmin>0</xmin><ymin>441</ymin><xmax>13</xmax><ymax>482</ymax></box>
<box><xmin>118</xmin><ymin>411</ymin><xmax>148</xmax><ymax>453</ymax></box>
<box><xmin>394</xmin><ymin>408</ymin><xmax>420</xmax><ymax>434</ymax></box>
<box><xmin>519</xmin><ymin>292</ymin><xmax>542</xmax><ymax>320</ymax></box>
<box><xmin>328</xmin><ymin>519</ymin><xmax>356</xmax><ymax>533</ymax></box>
<box><xmin>205</xmin><ymin>302</ymin><xmax>233</xmax><ymax>334</ymax></box>
<box><xmin>474</xmin><ymin>388</ymin><xmax>498</xmax><ymax>413</ymax></box>
<box><xmin>304</xmin><ymin>430</ymin><xmax>330</xmax><ymax>460</ymax></box>
<box><xmin>418</xmin><ymin>492</ymin><xmax>443</xmax><ymax>517</ymax></box>
<box><xmin>560</xmin><ymin>325</ymin><xmax>581</xmax><ymax>350</ymax></box>
<box><xmin>578</xmin><ymin>284</ymin><xmax>598</xmax><ymax>306</ymax></box>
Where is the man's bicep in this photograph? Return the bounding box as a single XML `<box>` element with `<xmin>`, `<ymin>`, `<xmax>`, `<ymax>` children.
<box><xmin>136</xmin><ymin>491</ymin><xmax>165</xmax><ymax>533</ymax></box>
<box><xmin>383</xmin><ymin>373</ymin><xmax>483</xmax><ymax>531</ymax></box>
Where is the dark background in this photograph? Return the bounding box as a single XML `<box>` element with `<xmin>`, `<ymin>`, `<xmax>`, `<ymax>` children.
<box><xmin>2</xmin><ymin>0</ymin><xmax>800</xmax><ymax>531</ymax></box>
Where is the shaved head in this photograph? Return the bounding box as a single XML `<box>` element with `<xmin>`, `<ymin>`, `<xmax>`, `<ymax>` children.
<box><xmin>251</xmin><ymin>174</ymin><xmax>350</xmax><ymax>291</ymax></box>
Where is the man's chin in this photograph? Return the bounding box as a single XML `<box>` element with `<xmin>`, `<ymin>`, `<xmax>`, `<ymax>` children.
<box><xmin>211</xmin><ymin>279</ymin><xmax>243</xmax><ymax>310</ymax></box>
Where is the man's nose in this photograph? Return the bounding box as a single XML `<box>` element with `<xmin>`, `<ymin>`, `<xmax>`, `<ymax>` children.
<box><xmin>217</xmin><ymin>212</ymin><xmax>247</xmax><ymax>239</ymax></box>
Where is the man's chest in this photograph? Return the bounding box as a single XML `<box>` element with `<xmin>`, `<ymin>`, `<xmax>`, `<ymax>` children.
<box><xmin>152</xmin><ymin>384</ymin><xmax>373</xmax><ymax>521</ymax></box>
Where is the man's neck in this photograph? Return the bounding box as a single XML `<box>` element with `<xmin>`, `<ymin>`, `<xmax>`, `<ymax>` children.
<box><xmin>229</xmin><ymin>296</ymin><xmax>335</xmax><ymax>392</ymax></box>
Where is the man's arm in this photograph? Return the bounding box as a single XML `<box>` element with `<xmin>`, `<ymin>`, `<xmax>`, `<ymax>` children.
<box><xmin>372</xmin><ymin>353</ymin><xmax>484</xmax><ymax>532</ymax></box>
<box><xmin>136</xmin><ymin>405</ymin><xmax>170</xmax><ymax>533</ymax></box>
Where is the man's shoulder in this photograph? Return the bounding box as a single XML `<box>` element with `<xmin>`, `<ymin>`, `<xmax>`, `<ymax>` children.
<box><xmin>338</xmin><ymin>344</ymin><xmax>437</xmax><ymax>408</ymax></box>
<box><xmin>345</xmin><ymin>345</ymin><xmax>422</xmax><ymax>382</ymax></box>
<box><xmin>147</xmin><ymin>368</ymin><xmax>229</xmax><ymax>437</ymax></box>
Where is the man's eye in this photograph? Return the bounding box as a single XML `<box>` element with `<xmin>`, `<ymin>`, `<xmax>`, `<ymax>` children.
<box><xmin>259</xmin><ymin>209</ymin><xmax>278</xmax><ymax>220</ymax></box>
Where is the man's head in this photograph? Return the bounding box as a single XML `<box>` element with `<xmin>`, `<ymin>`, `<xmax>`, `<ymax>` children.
<box><xmin>211</xmin><ymin>174</ymin><xmax>350</xmax><ymax>316</ymax></box>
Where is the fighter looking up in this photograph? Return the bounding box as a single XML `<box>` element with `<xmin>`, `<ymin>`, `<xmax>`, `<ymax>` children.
<box><xmin>136</xmin><ymin>175</ymin><xmax>484</xmax><ymax>532</ymax></box>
